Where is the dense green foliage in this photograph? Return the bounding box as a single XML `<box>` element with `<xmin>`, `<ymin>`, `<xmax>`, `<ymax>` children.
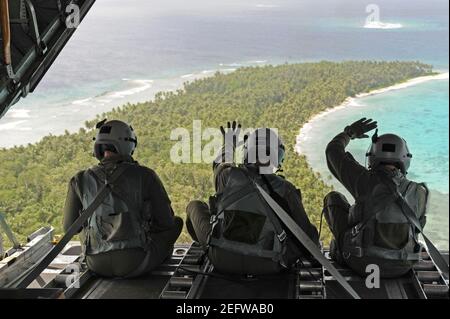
<box><xmin>0</xmin><ymin>61</ymin><xmax>433</xmax><ymax>245</ymax></box>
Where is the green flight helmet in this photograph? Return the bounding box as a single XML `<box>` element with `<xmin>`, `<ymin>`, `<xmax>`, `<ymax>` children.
<box><xmin>243</xmin><ymin>128</ymin><xmax>286</xmax><ymax>173</ymax></box>
<box><xmin>93</xmin><ymin>119</ymin><xmax>138</xmax><ymax>160</ymax></box>
<box><xmin>366</xmin><ymin>130</ymin><xmax>412</xmax><ymax>174</ymax></box>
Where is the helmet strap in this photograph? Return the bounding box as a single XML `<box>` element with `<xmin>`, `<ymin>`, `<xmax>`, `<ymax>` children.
<box><xmin>371</xmin><ymin>129</ymin><xmax>379</xmax><ymax>143</ymax></box>
<box><xmin>366</xmin><ymin>129</ymin><xmax>379</xmax><ymax>169</ymax></box>
<box><xmin>95</xmin><ymin>118</ymin><xmax>107</xmax><ymax>129</ymax></box>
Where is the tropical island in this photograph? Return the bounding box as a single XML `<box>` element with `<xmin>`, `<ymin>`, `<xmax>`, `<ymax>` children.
<box><xmin>0</xmin><ymin>61</ymin><xmax>435</xmax><ymax>246</ymax></box>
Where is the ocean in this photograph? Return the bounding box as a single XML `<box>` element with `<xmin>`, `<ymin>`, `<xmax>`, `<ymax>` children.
<box><xmin>297</xmin><ymin>76</ymin><xmax>449</xmax><ymax>249</ymax></box>
<box><xmin>0</xmin><ymin>0</ymin><xmax>448</xmax><ymax>246</ymax></box>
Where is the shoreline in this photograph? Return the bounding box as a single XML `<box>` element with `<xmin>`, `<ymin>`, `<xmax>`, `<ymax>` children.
<box><xmin>0</xmin><ymin>59</ymin><xmax>269</xmax><ymax>148</ymax></box>
<box><xmin>0</xmin><ymin>67</ymin><xmax>239</xmax><ymax>149</ymax></box>
<box><xmin>2</xmin><ymin>68</ymin><xmax>448</xmax><ymax>150</ymax></box>
<box><xmin>294</xmin><ymin>71</ymin><xmax>449</xmax><ymax>249</ymax></box>
<box><xmin>296</xmin><ymin>71</ymin><xmax>449</xmax><ymax>156</ymax></box>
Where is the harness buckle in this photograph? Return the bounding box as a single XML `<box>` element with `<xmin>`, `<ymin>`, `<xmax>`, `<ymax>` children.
<box><xmin>351</xmin><ymin>225</ymin><xmax>361</xmax><ymax>237</ymax></box>
<box><xmin>353</xmin><ymin>247</ymin><xmax>363</xmax><ymax>258</ymax></box>
<box><xmin>342</xmin><ymin>247</ymin><xmax>363</xmax><ymax>259</ymax></box>
<box><xmin>277</xmin><ymin>230</ymin><xmax>287</xmax><ymax>242</ymax></box>
<box><xmin>210</xmin><ymin>215</ymin><xmax>218</xmax><ymax>225</ymax></box>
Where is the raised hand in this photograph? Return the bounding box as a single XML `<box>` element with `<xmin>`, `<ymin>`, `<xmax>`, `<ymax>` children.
<box><xmin>344</xmin><ymin>118</ymin><xmax>378</xmax><ymax>139</ymax></box>
<box><xmin>220</xmin><ymin>121</ymin><xmax>242</xmax><ymax>147</ymax></box>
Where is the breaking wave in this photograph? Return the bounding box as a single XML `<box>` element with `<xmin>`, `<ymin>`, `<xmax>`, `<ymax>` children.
<box><xmin>364</xmin><ymin>21</ymin><xmax>403</xmax><ymax>29</ymax></box>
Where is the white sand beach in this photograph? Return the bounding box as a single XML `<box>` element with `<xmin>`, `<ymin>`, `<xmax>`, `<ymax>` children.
<box><xmin>296</xmin><ymin>72</ymin><xmax>449</xmax><ymax>155</ymax></box>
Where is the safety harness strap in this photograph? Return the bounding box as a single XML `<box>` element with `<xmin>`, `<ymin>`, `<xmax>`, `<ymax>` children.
<box><xmin>379</xmin><ymin>175</ymin><xmax>449</xmax><ymax>280</ymax></box>
<box><xmin>89</xmin><ymin>167</ymin><xmax>142</xmax><ymax>215</ymax></box>
<box><xmin>209</xmin><ymin>237</ymin><xmax>281</xmax><ymax>260</ymax></box>
<box><xmin>15</xmin><ymin>164</ymin><xmax>131</xmax><ymax>288</ymax></box>
<box><xmin>364</xmin><ymin>245</ymin><xmax>420</xmax><ymax>261</ymax></box>
<box><xmin>240</xmin><ymin>167</ymin><xmax>287</xmax><ymax>242</ymax></box>
<box><xmin>255</xmin><ymin>183</ymin><xmax>361</xmax><ymax>299</ymax></box>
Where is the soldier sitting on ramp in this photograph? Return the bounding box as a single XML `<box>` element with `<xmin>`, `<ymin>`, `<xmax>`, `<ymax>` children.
<box><xmin>63</xmin><ymin>120</ymin><xmax>183</xmax><ymax>278</ymax></box>
<box><xmin>323</xmin><ymin>118</ymin><xmax>430</xmax><ymax>278</ymax></box>
<box><xmin>186</xmin><ymin>121</ymin><xmax>319</xmax><ymax>275</ymax></box>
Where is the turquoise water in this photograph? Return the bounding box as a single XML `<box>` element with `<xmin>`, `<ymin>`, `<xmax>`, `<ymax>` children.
<box><xmin>348</xmin><ymin>79</ymin><xmax>449</xmax><ymax>194</ymax></box>
<box><xmin>297</xmin><ymin>77</ymin><xmax>449</xmax><ymax>249</ymax></box>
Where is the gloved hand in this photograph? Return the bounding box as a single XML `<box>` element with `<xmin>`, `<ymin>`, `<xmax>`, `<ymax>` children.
<box><xmin>220</xmin><ymin>121</ymin><xmax>242</xmax><ymax>148</ymax></box>
<box><xmin>344</xmin><ymin>118</ymin><xmax>377</xmax><ymax>139</ymax></box>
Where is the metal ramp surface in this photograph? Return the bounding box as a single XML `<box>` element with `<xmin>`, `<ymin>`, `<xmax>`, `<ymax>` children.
<box><xmin>159</xmin><ymin>246</ymin><xmax>325</xmax><ymax>300</ymax></box>
<box><xmin>324</xmin><ymin>249</ymin><xmax>449</xmax><ymax>299</ymax></box>
<box><xmin>1</xmin><ymin>239</ymin><xmax>448</xmax><ymax>299</ymax></box>
<box><xmin>70</xmin><ymin>244</ymin><xmax>194</xmax><ymax>299</ymax></box>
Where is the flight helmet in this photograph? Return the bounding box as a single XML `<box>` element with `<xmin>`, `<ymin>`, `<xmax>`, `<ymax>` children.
<box><xmin>366</xmin><ymin>130</ymin><xmax>412</xmax><ymax>174</ymax></box>
<box><xmin>93</xmin><ymin>119</ymin><xmax>138</xmax><ymax>160</ymax></box>
<box><xmin>243</xmin><ymin>128</ymin><xmax>285</xmax><ymax>173</ymax></box>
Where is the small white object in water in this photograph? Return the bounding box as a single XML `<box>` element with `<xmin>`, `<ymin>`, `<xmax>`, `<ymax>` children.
<box><xmin>364</xmin><ymin>21</ymin><xmax>403</xmax><ymax>29</ymax></box>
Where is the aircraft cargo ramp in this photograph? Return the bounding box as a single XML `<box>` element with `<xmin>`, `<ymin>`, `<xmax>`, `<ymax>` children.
<box><xmin>1</xmin><ymin>239</ymin><xmax>447</xmax><ymax>299</ymax></box>
<box><xmin>0</xmin><ymin>0</ymin><xmax>448</xmax><ymax>301</ymax></box>
<box><xmin>73</xmin><ymin>244</ymin><xmax>450</xmax><ymax>300</ymax></box>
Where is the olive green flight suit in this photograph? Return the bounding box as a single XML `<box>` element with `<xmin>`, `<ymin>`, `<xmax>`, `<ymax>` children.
<box><xmin>186</xmin><ymin>147</ymin><xmax>319</xmax><ymax>275</ymax></box>
<box><xmin>324</xmin><ymin>132</ymin><xmax>427</xmax><ymax>278</ymax></box>
<box><xmin>63</xmin><ymin>155</ymin><xmax>182</xmax><ymax>278</ymax></box>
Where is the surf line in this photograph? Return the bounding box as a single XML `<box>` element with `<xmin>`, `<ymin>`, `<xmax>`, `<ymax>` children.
<box><xmin>295</xmin><ymin>71</ymin><xmax>449</xmax><ymax>155</ymax></box>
